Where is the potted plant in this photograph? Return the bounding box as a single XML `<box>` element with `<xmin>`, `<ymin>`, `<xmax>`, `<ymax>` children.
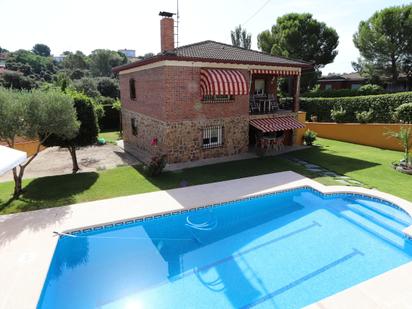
<box><xmin>303</xmin><ymin>129</ymin><xmax>317</xmax><ymax>146</ymax></box>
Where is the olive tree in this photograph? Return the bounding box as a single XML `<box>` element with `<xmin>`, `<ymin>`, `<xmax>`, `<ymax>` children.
<box><xmin>0</xmin><ymin>88</ymin><xmax>79</xmax><ymax>197</ymax></box>
<box><xmin>42</xmin><ymin>90</ymin><xmax>99</xmax><ymax>173</ymax></box>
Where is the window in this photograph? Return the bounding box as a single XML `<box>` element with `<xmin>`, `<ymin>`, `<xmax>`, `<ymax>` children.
<box><xmin>202</xmin><ymin>126</ymin><xmax>223</xmax><ymax>149</ymax></box>
<box><xmin>129</xmin><ymin>78</ymin><xmax>136</xmax><ymax>100</ymax></box>
<box><xmin>351</xmin><ymin>83</ymin><xmax>361</xmax><ymax>90</ymax></box>
<box><xmin>131</xmin><ymin>118</ymin><xmax>137</xmax><ymax>136</ymax></box>
<box><xmin>202</xmin><ymin>95</ymin><xmax>234</xmax><ymax>102</ymax></box>
<box><xmin>324</xmin><ymin>84</ymin><xmax>332</xmax><ymax>91</ymax></box>
<box><xmin>254</xmin><ymin>79</ymin><xmax>265</xmax><ymax>95</ymax></box>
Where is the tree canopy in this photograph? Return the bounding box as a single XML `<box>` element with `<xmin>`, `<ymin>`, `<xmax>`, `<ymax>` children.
<box><xmin>257</xmin><ymin>13</ymin><xmax>339</xmax><ymax>69</ymax></box>
<box><xmin>231</xmin><ymin>25</ymin><xmax>252</xmax><ymax>49</ymax></box>
<box><xmin>353</xmin><ymin>4</ymin><xmax>412</xmax><ymax>82</ymax></box>
<box><xmin>0</xmin><ymin>87</ymin><xmax>79</xmax><ymax>196</ymax></box>
<box><xmin>32</xmin><ymin>43</ymin><xmax>51</xmax><ymax>57</ymax></box>
<box><xmin>89</xmin><ymin>49</ymin><xmax>127</xmax><ymax>77</ymax></box>
<box><xmin>42</xmin><ymin>90</ymin><xmax>99</xmax><ymax>173</ymax></box>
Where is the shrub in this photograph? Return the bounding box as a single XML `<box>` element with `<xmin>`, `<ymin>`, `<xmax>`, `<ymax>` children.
<box><xmin>145</xmin><ymin>155</ymin><xmax>167</xmax><ymax>176</ymax></box>
<box><xmin>331</xmin><ymin>107</ymin><xmax>346</xmax><ymax>123</ymax></box>
<box><xmin>299</xmin><ymin>92</ymin><xmax>412</xmax><ymax>123</ymax></box>
<box><xmin>355</xmin><ymin>109</ymin><xmax>374</xmax><ymax>123</ymax></box>
<box><xmin>358</xmin><ymin>83</ymin><xmax>384</xmax><ymax>94</ymax></box>
<box><xmin>303</xmin><ymin>130</ymin><xmax>317</xmax><ymax>146</ymax></box>
<box><xmin>395</xmin><ymin>103</ymin><xmax>412</xmax><ymax>123</ymax></box>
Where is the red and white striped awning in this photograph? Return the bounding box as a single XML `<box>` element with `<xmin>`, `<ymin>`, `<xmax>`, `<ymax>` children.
<box><xmin>251</xmin><ymin>69</ymin><xmax>300</xmax><ymax>76</ymax></box>
<box><xmin>250</xmin><ymin>117</ymin><xmax>305</xmax><ymax>133</ymax></box>
<box><xmin>200</xmin><ymin>69</ymin><xmax>248</xmax><ymax>96</ymax></box>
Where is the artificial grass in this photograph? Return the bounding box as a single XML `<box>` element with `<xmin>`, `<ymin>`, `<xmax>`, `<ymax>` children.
<box><xmin>289</xmin><ymin>138</ymin><xmax>412</xmax><ymax>201</ymax></box>
<box><xmin>0</xmin><ymin>156</ymin><xmax>332</xmax><ymax>215</ymax></box>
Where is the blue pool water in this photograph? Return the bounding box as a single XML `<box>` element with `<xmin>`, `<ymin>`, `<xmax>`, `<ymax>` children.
<box><xmin>38</xmin><ymin>188</ymin><xmax>412</xmax><ymax>309</ymax></box>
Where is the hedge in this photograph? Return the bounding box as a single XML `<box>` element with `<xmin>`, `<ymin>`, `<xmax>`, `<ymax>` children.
<box><xmin>302</xmin><ymin>84</ymin><xmax>384</xmax><ymax>98</ymax></box>
<box><xmin>296</xmin><ymin>92</ymin><xmax>412</xmax><ymax>123</ymax></box>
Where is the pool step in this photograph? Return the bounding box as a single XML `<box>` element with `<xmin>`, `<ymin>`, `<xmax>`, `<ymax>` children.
<box><xmin>345</xmin><ymin>203</ymin><xmax>407</xmax><ymax>236</ymax></box>
<box><xmin>351</xmin><ymin>198</ymin><xmax>412</xmax><ymax>227</ymax></box>
<box><xmin>340</xmin><ymin>210</ymin><xmax>405</xmax><ymax>249</ymax></box>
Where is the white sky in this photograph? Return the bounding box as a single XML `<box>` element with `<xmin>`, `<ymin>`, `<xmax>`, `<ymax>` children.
<box><xmin>1</xmin><ymin>0</ymin><xmax>410</xmax><ymax>74</ymax></box>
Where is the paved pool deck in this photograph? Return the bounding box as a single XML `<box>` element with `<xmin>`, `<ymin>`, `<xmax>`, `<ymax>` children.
<box><xmin>1</xmin><ymin>171</ymin><xmax>412</xmax><ymax>309</ymax></box>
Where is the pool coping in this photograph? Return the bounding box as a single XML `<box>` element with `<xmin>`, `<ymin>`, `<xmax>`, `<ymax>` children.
<box><xmin>1</xmin><ymin>171</ymin><xmax>412</xmax><ymax>309</ymax></box>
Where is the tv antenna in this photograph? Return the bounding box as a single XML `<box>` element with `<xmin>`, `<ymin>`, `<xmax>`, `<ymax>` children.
<box><xmin>175</xmin><ymin>0</ymin><xmax>180</xmax><ymax>47</ymax></box>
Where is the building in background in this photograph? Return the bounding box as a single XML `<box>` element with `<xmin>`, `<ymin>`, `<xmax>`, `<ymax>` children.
<box><xmin>118</xmin><ymin>49</ymin><xmax>136</xmax><ymax>58</ymax></box>
<box><xmin>318</xmin><ymin>73</ymin><xmax>366</xmax><ymax>91</ymax></box>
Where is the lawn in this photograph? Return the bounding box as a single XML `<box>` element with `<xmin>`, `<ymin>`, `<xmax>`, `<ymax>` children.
<box><xmin>1</xmin><ymin>138</ymin><xmax>410</xmax><ymax>215</ymax></box>
<box><xmin>0</xmin><ymin>156</ymin><xmax>332</xmax><ymax>215</ymax></box>
<box><xmin>288</xmin><ymin>138</ymin><xmax>412</xmax><ymax>201</ymax></box>
<box><xmin>98</xmin><ymin>131</ymin><xmax>121</xmax><ymax>144</ymax></box>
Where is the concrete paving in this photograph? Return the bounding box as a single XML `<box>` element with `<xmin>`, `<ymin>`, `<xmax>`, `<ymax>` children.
<box><xmin>0</xmin><ymin>144</ymin><xmax>140</xmax><ymax>182</ymax></box>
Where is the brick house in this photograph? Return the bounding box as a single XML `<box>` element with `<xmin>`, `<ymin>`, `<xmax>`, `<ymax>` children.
<box><xmin>113</xmin><ymin>15</ymin><xmax>311</xmax><ymax>164</ymax></box>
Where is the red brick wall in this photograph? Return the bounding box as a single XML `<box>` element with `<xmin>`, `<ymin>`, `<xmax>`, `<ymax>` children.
<box><xmin>119</xmin><ymin>67</ymin><xmax>167</xmax><ymax>121</ymax></box>
<box><xmin>120</xmin><ymin>66</ymin><xmax>250</xmax><ymax>122</ymax></box>
<box><xmin>163</xmin><ymin>66</ymin><xmax>249</xmax><ymax>122</ymax></box>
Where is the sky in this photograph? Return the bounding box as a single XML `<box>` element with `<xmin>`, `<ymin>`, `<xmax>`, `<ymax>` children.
<box><xmin>1</xmin><ymin>0</ymin><xmax>410</xmax><ymax>75</ymax></box>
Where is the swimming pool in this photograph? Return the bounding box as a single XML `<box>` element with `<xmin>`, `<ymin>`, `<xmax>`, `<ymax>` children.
<box><xmin>38</xmin><ymin>188</ymin><xmax>412</xmax><ymax>309</ymax></box>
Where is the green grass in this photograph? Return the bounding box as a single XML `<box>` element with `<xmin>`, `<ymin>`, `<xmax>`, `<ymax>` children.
<box><xmin>0</xmin><ymin>156</ymin><xmax>333</xmax><ymax>215</ymax></box>
<box><xmin>1</xmin><ymin>138</ymin><xmax>410</xmax><ymax>215</ymax></box>
<box><xmin>98</xmin><ymin>131</ymin><xmax>121</xmax><ymax>144</ymax></box>
<box><xmin>288</xmin><ymin>138</ymin><xmax>412</xmax><ymax>201</ymax></box>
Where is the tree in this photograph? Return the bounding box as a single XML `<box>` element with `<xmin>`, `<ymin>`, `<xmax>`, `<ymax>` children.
<box><xmin>258</xmin><ymin>13</ymin><xmax>339</xmax><ymax>70</ymax></box>
<box><xmin>0</xmin><ymin>71</ymin><xmax>37</xmax><ymax>90</ymax></box>
<box><xmin>89</xmin><ymin>49</ymin><xmax>127</xmax><ymax>77</ymax></box>
<box><xmin>353</xmin><ymin>5</ymin><xmax>412</xmax><ymax>83</ymax></box>
<box><xmin>96</xmin><ymin>77</ymin><xmax>119</xmax><ymax>98</ymax></box>
<box><xmin>62</xmin><ymin>51</ymin><xmax>89</xmax><ymax>71</ymax></box>
<box><xmin>32</xmin><ymin>43</ymin><xmax>51</xmax><ymax>57</ymax></box>
<box><xmin>73</xmin><ymin>77</ymin><xmax>100</xmax><ymax>97</ymax></box>
<box><xmin>42</xmin><ymin>90</ymin><xmax>99</xmax><ymax>173</ymax></box>
<box><xmin>0</xmin><ymin>88</ymin><xmax>79</xmax><ymax>197</ymax></box>
<box><xmin>231</xmin><ymin>25</ymin><xmax>252</xmax><ymax>49</ymax></box>
<box><xmin>6</xmin><ymin>49</ymin><xmax>57</xmax><ymax>81</ymax></box>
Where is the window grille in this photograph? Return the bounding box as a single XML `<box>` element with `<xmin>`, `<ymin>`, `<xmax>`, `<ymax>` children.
<box><xmin>202</xmin><ymin>126</ymin><xmax>223</xmax><ymax>149</ymax></box>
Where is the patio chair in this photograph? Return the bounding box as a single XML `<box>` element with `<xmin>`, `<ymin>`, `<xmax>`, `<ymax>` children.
<box><xmin>249</xmin><ymin>98</ymin><xmax>260</xmax><ymax>114</ymax></box>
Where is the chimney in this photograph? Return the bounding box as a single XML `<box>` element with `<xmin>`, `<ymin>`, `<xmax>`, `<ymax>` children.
<box><xmin>159</xmin><ymin>11</ymin><xmax>175</xmax><ymax>52</ymax></box>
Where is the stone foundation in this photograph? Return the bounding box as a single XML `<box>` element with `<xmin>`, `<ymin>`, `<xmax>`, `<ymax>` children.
<box><xmin>122</xmin><ymin>108</ymin><xmax>249</xmax><ymax>164</ymax></box>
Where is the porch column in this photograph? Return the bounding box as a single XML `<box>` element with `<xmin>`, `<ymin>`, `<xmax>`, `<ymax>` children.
<box><xmin>292</xmin><ymin>74</ymin><xmax>301</xmax><ymax>112</ymax></box>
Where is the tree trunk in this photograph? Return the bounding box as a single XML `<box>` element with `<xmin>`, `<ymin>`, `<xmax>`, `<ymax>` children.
<box><xmin>12</xmin><ymin>166</ymin><xmax>25</xmax><ymax>198</ymax></box>
<box><xmin>68</xmin><ymin>146</ymin><xmax>80</xmax><ymax>173</ymax></box>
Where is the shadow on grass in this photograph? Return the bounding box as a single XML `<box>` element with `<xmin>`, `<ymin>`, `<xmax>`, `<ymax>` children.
<box><xmin>287</xmin><ymin>145</ymin><xmax>379</xmax><ymax>174</ymax></box>
<box><xmin>0</xmin><ymin>172</ymin><xmax>99</xmax><ymax>214</ymax></box>
<box><xmin>132</xmin><ymin>155</ymin><xmax>318</xmax><ymax>191</ymax></box>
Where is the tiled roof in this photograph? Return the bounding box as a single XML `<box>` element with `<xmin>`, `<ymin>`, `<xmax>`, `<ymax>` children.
<box><xmin>113</xmin><ymin>40</ymin><xmax>311</xmax><ymax>73</ymax></box>
<box><xmin>165</xmin><ymin>40</ymin><xmax>310</xmax><ymax>67</ymax></box>
<box><xmin>319</xmin><ymin>72</ymin><xmax>365</xmax><ymax>81</ymax></box>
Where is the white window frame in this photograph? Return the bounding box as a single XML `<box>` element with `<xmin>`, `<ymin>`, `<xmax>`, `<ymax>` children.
<box><xmin>202</xmin><ymin>126</ymin><xmax>223</xmax><ymax>149</ymax></box>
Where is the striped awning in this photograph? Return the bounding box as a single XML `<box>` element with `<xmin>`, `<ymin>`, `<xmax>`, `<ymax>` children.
<box><xmin>251</xmin><ymin>69</ymin><xmax>300</xmax><ymax>76</ymax></box>
<box><xmin>200</xmin><ymin>69</ymin><xmax>248</xmax><ymax>96</ymax></box>
<box><xmin>250</xmin><ymin>117</ymin><xmax>305</xmax><ymax>133</ymax></box>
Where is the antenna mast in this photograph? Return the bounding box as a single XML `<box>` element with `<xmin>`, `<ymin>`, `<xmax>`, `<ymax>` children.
<box><xmin>175</xmin><ymin>0</ymin><xmax>180</xmax><ymax>47</ymax></box>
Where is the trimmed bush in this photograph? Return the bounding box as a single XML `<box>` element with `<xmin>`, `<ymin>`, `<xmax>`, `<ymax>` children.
<box><xmin>395</xmin><ymin>103</ymin><xmax>412</xmax><ymax>123</ymax></box>
<box><xmin>298</xmin><ymin>92</ymin><xmax>412</xmax><ymax>123</ymax></box>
